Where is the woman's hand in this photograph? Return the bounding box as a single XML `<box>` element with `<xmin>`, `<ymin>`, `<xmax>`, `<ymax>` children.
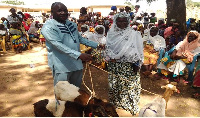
<box><xmin>150</xmin><ymin>49</ymin><xmax>157</xmax><ymax>53</ymax></box>
<box><xmin>132</xmin><ymin>64</ymin><xmax>139</xmax><ymax>73</ymax></box>
<box><xmin>97</xmin><ymin>44</ymin><xmax>105</xmax><ymax>50</ymax></box>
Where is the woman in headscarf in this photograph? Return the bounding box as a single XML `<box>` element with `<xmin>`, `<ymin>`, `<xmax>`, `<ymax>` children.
<box><xmin>7</xmin><ymin>8</ymin><xmax>29</xmax><ymax>53</ymax></box>
<box><xmin>22</xmin><ymin>13</ymin><xmax>32</xmax><ymax>31</ymax></box>
<box><xmin>79</xmin><ymin>24</ymin><xmax>93</xmax><ymax>53</ymax></box>
<box><xmin>104</xmin><ymin>12</ymin><xmax>143</xmax><ymax>116</ymax></box>
<box><xmin>88</xmin><ymin>25</ymin><xmax>106</xmax><ymax>68</ymax></box>
<box><xmin>158</xmin><ymin>30</ymin><xmax>200</xmax><ymax>82</ymax></box>
<box><xmin>88</xmin><ymin>25</ymin><xmax>106</xmax><ymax>44</ymax></box>
<box><xmin>79</xmin><ymin>24</ymin><xmax>93</xmax><ymax>38</ymax></box>
<box><xmin>28</xmin><ymin>21</ymin><xmax>40</xmax><ymax>39</ymax></box>
<box><xmin>143</xmin><ymin>26</ymin><xmax>166</xmax><ymax>76</ymax></box>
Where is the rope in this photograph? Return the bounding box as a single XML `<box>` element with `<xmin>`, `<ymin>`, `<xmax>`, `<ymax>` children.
<box><xmin>88</xmin><ymin>63</ymin><xmax>162</xmax><ymax>97</ymax></box>
<box><xmin>82</xmin><ymin>62</ymin><xmax>96</xmax><ymax>105</ymax></box>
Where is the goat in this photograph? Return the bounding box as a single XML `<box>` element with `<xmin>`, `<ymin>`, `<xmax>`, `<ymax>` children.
<box><xmin>139</xmin><ymin>82</ymin><xmax>179</xmax><ymax>117</ymax></box>
<box><xmin>33</xmin><ymin>99</ymin><xmax>108</xmax><ymax>117</ymax></box>
<box><xmin>33</xmin><ymin>81</ymin><xmax>119</xmax><ymax>117</ymax></box>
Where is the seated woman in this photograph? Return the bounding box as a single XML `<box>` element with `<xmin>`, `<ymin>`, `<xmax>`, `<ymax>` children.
<box><xmin>87</xmin><ymin>25</ymin><xmax>106</xmax><ymax>68</ymax></box>
<box><xmin>143</xmin><ymin>26</ymin><xmax>166</xmax><ymax>75</ymax></box>
<box><xmin>28</xmin><ymin>21</ymin><xmax>40</xmax><ymax>42</ymax></box>
<box><xmin>157</xmin><ymin>31</ymin><xmax>200</xmax><ymax>82</ymax></box>
<box><xmin>79</xmin><ymin>24</ymin><xmax>93</xmax><ymax>53</ymax></box>
<box><xmin>9</xmin><ymin>22</ymin><xmax>29</xmax><ymax>53</ymax></box>
<box><xmin>79</xmin><ymin>24</ymin><xmax>93</xmax><ymax>38</ymax></box>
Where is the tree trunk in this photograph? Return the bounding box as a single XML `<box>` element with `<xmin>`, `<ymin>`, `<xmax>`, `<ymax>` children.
<box><xmin>166</xmin><ymin>0</ymin><xmax>186</xmax><ymax>35</ymax></box>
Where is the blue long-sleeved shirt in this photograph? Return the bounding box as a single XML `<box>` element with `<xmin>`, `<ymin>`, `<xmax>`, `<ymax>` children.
<box><xmin>41</xmin><ymin>19</ymin><xmax>98</xmax><ymax>73</ymax></box>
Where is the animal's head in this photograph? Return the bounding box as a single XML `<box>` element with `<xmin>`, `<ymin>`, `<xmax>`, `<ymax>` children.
<box><xmin>84</xmin><ymin>104</ymin><xmax>108</xmax><ymax>117</ymax></box>
<box><xmin>161</xmin><ymin>82</ymin><xmax>179</xmax><ymax>93</ymax></box>
<box><xmin>88</xmin><ymin>97</ymin><xmax>119</xmax><ymax>117</ymax></box>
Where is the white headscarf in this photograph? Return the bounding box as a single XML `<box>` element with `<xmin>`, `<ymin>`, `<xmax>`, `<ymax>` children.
<box><xmin>105</xmin><ymin>12</ymin><xmax>144</xmax><ymax>64</ymax></box>
<box><xmin>149</xmin><ymin>26</ymin><xmax>166</xmax><ymax>51</ymax></box>
<box><xmin>80</xmin><ymin>24</ymin><xmax>93</xmax><ymax>39</ymax></box>
<box><xmin>88</xmin><ymin>25</ymin><xmax>106</xmax><ymax>44</ymax></box>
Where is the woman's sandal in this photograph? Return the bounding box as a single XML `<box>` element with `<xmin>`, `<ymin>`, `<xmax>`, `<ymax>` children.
<box><xmin>181</xmin><ymin>79</ymin><xmax>189</xmax><ymax>84</ymax></box>
<box><xmin>192</xmin><ymin>93</ymin><xmax>200</xmax><ymax>99</ymax></box>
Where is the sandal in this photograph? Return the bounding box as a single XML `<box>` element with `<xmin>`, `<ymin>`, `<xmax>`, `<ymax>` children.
<box><xmin>182</xmin><ymin>80</ymin><xmax>189</xmax><ymax>84</ymax></box>
<box><xmin>192</xmin><ymin>93</ymin><xmax>200</xmax><ymax>98</ymax></box>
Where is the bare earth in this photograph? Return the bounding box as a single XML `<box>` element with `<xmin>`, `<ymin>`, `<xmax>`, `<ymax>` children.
<box><xmin>0</xmin><ymin>43</ymin><xmax>200</xmax><ymax>117</ymax></box>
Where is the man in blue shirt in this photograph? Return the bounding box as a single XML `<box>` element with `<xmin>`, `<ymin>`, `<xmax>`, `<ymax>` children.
<box><xmin>41</xmin><ymin>2</ymin><xmax>103</xmax><ymax>87</ymax></box>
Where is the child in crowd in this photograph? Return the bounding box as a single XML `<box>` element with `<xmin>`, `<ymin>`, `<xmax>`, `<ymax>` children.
<box><xmin>37</xmin><ymin>23</ymin><xmax>45</xmax><ymax>46</ymax></box>
<box><xmin>142</xmin><ymin>12</ymin><xmax>149</xmax><ymax>29</ymax></box>
<box><xmin>149</xmin><ymin>13</ymin><xmax>157</xmax><ymax>24</ymax></box>
<box><xmin>168</xmin><ymin>30</ymin><xmax>183</xmax><ymax>49</ymax></box>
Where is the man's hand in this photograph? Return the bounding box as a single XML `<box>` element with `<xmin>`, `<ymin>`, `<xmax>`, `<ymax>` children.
<box><xmin>78</xmin><ymin>53</ymin><xmax>93</xmax><ymax>62</ymax></box>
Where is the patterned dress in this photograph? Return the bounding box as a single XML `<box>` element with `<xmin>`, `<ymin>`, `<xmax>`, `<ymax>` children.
<box><xmin>9</xmin><ymin>28</ymin><xmax>29</xmax><ymax>50</ymax></box>
<box><xmin>143</xmin><ymin>41</ymin><xmax>159</xmax><ymax>65</ymax></box>
<box><xmin>107</xmin><ymin>61</ymin><xmax>141</xmax><ymax>115</ymax></box>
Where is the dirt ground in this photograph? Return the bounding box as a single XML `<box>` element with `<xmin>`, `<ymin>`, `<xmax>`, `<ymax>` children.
<box><xmin>0</xmin><ymin>43</ymin><xmax>200</xmax><ymax>117</ymax></box>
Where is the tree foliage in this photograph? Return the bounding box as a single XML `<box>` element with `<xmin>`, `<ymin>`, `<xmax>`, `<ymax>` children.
<box><xmin>1</xmin><ymin>0</ymin><xmax>24</xmax><ymax>5</ymax></box>
<box><xmin>185</xmin><ymin>0</ymin><xmax>200</xmax><ymax>7</ymax></box>
<box><xmin>194</xmin><ymin>2</ymin><xmax>200</xmax><ymax>7</ymax></box>
<box><xmin>124</xmin><ymin>1</ymin><xmax>134</xmax><ymax>11</ymax></box>
<box><xmin>136</xmin><ymin>0</ymin><xmax>157</xmax><ymax>4</ymax></box>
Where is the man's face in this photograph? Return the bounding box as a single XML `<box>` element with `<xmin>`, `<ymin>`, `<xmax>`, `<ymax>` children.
<box><xmin>52</xmin><ymin>3</ymin><xmax>68</xmax><ymax>23</ymax></box>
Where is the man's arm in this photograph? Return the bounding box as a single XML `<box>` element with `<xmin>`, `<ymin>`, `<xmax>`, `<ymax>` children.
<box><xmin>41</xmin><ymin>25</ymin><xmax>81</xmax><ymax>60</ymax></box>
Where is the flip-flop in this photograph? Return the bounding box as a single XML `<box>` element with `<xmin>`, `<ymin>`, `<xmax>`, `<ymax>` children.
<box><xmin>182</xmin><ymin>80</ymin><xmax>189</xmax><ymax>84</ymax></box>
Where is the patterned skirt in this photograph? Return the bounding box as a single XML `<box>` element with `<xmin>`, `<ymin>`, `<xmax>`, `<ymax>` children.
<box><xmin>91</xmin><ymin>49</ymin><xmax>104</xmax><ymax>65</ymax></box>
<box><xmin>12</xmin><ymin>35</ymin><xmax>29</xmax><ymax>50</ymax></box>
<box><xmin>107</xmin><ymin>62</ymin><xmax>141</xmax><ymax>115</ymax></box>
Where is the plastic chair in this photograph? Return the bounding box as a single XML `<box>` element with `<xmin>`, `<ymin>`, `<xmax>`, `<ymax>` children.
<box><xmin>0</xmin><ymin>35</ymin><xmax>6</xmax><ymax>52</ymax></box>
<box><xmin>160</xmin><ymin>46</ymin><xmax>200</xmax><ymax>82</ymax></box>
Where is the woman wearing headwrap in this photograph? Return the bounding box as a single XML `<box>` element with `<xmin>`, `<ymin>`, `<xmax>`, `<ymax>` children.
<box><xmin>79</xmin><ymin>24</ymin><xmax>93</xmax><ymax>53</ymax></box>
<box><xmin>28</xmin><ymin>21</ymin><xmax>40</xmax><ymax>39</ymax></box>
<box><xmin>105</xmin><ymin>12</ymin><xmax>143</xmax><ymax>115</ymax></box>
<box><xmin>88</xmin><ymin>25</ymin><xmax>106</xmax><ymax>68</ymax></box>
<box><xmin>158</xmin><ymin>31</ymin><xmax>200</xmax><ymax>82</ymax></box>
<box><xmin>143</xmin><ymin>26</ymin><xmax>166</xmax><ymax>75</ymax></box>
<box><xmin>79</xmin><ymin>24</ymin><xmax>93</xmax><ymax>38</ymax></box>
<box><xmin>22</xmin><ymin>13</ymin><xmax>32</xmax><ymax>31</ymax></box>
